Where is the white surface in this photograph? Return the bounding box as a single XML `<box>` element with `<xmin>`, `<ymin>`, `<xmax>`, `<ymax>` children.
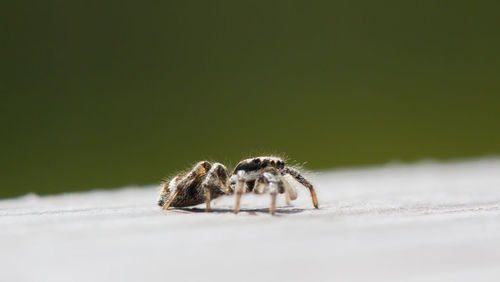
<box><xmin>1</xmin><ymin>158</ymin><xmax>500</xmax><ymax>282</ymax></box>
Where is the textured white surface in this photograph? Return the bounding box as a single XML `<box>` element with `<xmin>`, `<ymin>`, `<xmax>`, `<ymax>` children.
<box><xmin>1</xmin><ymin>158</ymin><xmax>500</xmax><ymax>282</ymax></box>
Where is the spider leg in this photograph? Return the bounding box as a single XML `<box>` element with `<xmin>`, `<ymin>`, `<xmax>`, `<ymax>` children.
<box><xmin>284</xmin><ymin>186</ymin><xmax>291</xmax><ymax>205</ymax></box>
<box><xmin>263</xmin><ymin>172</ymin><xmax>279</xmax><ymax>215</ymax></box>
<box><xmin>274</xmin><ymin>178</ymin><xmax>291</xmax><ymax>205</ymax></box>
<box><xmin>254</xmin><ymin>176</ymin><xmax>268</xmax><ymax>194</ymax></box>
<box><xmin>176</xmin><ymin>161</ymin><xmax>212</xmax><ymax>188</ymax></box>
<box><xmin>271</xmin><ymin>191</ymin><xmax>277</xmax><ymax>215</ymax></box>
<box><xmin>162</xmin><ymin>188</ymin><xmax>180</xmax><ymax>210</ymax></box>
<box><xmin>284</xmin><ymin>166</ymin><xmax>319</xmax><ymax>209</ymax></box>
<box><xmin>281</xmin><ymin>174</ymin><xmax>298</xmax><ymax>206</ymax></box>
<box><xmin>201</xmin><ymin>163</ymin><xmax>230</xmax><ymax>212</ymax></box>
<box><xmin>205</xmin><ymin>188</ymin><xmax>211</xmax><ymax>211</ymax></box>
<box><xmin>234</xmin><ymin>171</ymin><xmax>247</xmax><ymax>214</ymax></box>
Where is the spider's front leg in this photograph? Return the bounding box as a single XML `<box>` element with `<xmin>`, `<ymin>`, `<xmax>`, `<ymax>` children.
<box><xmin>284</xmin><ymin>166</ymin><xmax>319</xmax><ymax>209</ymax></box>
<box><xmin>201</xmin><ymin>162</ymin><xmax>231</xmax><ymax>212</ymax></box>
<box><xmin>280</xmin><ymin>174</ymin><xmax>298</xmax><ymax>206</ymax></box>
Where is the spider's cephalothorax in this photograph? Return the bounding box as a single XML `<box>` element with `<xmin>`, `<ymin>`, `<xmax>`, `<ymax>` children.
<box><xmin>158</xmin><ymin>161</ymin><xmax>232</xmax><ymax>211</ymax></box>
<box><xmin>229</xmin><ymin>156</ymin><xmax>319</xmax><ymax>214</ymax></box>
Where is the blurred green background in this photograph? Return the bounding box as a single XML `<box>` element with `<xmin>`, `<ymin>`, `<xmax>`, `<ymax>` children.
<box><xmin>1</xmin><ymin>1</ymin><xmax>499</xmax><ymax>198</ymax></box>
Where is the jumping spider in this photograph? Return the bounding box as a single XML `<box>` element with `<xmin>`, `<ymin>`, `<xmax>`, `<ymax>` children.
<box><xmin>230</xmin><ymin>157</ymin><xmax>319</xmax><ymax>214</ymax></box>
<box><xmin>157</xmin><ymin>156</ymin><xmax>319</xmax><ymax>215</ymax></box>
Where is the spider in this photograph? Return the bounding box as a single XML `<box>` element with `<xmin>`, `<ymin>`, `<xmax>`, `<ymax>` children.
<box><xmin>157</xmin><ymin>156</ymin><xmax>319</xmax><ymax>215</ymax></box>
<box><xmin>230</xmin><ymin>156</ymin><xmax>319</xmax><ymax>214</ymax></box>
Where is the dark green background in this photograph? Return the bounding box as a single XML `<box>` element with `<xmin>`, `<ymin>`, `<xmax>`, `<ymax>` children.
<box><xmin>1</xmin><ymin>1</ymin><xmax>499</xmax><ymax>198</ymax></box>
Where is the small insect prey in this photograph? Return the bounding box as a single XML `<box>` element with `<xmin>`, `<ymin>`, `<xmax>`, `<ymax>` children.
<box><xmin>157</xmin><ymin>161</ymin><xmax>231</xmax><ymax>211</ymax></box>
<box><xmin>158</xmin><ymin>156</ymin><xmax>319</xmax><ymax>215</ymax></box>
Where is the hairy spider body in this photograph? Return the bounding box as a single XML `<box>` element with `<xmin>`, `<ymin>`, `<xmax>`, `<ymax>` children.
<box><xmin>157</xmin><ymin>161</ymin><xmax>231</xmax><ymax>210</ymax></box>
<box><xmin>230</xmin><ymin>156</ymin><xmax>319</xmax><ymax>214</ymax></box>
<box><xmin>158</xmin><ymin>156</ymin><xmax>319</xmax><ymax>215</ymax></box>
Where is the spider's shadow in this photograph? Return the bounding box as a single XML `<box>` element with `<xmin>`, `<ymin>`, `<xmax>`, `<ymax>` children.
<box><xmin>174</xmin><ymin>207</ymin><xmax>305</xmax><ymax>215</ymax></box>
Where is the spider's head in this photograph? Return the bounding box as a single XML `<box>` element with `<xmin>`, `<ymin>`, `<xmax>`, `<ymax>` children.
<box><xmin>232</xmin><ymin>156</ymin><xmax>285</xmax><ymax>175</ymax></box>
